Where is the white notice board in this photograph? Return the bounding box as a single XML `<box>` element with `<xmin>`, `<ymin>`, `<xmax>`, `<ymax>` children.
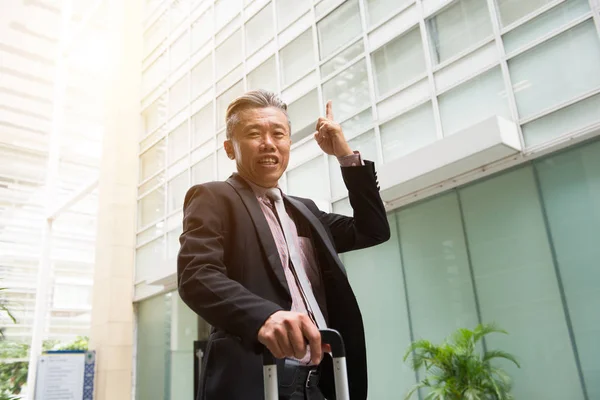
<box><xmin>35</xmin><ymin>350</ymin><xmax>96</xmax><ymax>400</ymax></box>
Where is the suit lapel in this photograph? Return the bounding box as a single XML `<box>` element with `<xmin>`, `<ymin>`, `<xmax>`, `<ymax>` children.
<box><xmin>226</xmin><ymin>175</ymin><xmax>290</xmax><ymax>296</ymax></box>
<box><xmin>284</xmin><ymin>195</ymin><xmax>347</xmax><ymax>277</ymax></box>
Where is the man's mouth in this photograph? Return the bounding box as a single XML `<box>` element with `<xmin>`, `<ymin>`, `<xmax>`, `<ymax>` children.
<box><xmin>258</xmin><ymin>157</ymin><xmax>278</xmax><ymax>165</ymax></box>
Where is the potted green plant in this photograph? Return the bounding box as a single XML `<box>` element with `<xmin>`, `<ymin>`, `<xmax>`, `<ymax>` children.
<box><xmin>403</xmin><ymin>323</ymin><xmax>519</xmax><ymax>400</ymax></box>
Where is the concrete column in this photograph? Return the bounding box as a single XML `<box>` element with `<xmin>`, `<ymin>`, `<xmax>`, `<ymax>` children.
<box><xmin>89</xmin><ymin>0</ymin><xmax>142</xmax><ymax>398</ymax></box>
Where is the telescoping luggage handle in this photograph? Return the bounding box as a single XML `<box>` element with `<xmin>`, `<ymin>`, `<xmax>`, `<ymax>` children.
<box><xmin>263</xmin><ymin>328</ymin><xmax>350</xmax><ymax>400</ymax></box>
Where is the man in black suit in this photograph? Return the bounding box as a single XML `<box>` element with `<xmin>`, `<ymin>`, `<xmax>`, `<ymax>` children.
<box><xmin>178</xmin><ymin>89</ymin><xmax>389</xmax><ymax>400</ymax></box>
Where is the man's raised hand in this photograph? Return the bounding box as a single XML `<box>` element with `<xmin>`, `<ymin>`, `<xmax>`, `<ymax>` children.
<box><xmin>314</xmin><ymin>100</ymin><xmax>353</xmax><ymax>158</ymax></box>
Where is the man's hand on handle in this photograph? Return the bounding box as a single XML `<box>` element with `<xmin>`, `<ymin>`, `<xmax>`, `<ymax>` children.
<box><xmin>258</xmin><ymin>311</ymin><xmax>330</xmax><ymax>365</ymax></box>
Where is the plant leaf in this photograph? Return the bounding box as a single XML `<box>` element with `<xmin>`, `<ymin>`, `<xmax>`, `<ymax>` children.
<box><xmin>463</xmin><ymin>387</ymin><xmax>483</xmax><ymax>400</ymax></box>
<box><xmin>0</xmin><ymin>304</ymin><xmax>17</xmax><ymax>324</ymax></box>
<box><xmin>404</xmin><ymin>382</ymin><xmax>429</xmax><ymax>400</ymax></box>
<box><xmin>473</xmin><ymin>323</ymin><xmax>507</xmax><ymax>343</ymax></box>
<box><xmin>484</xmin><ymin>350</ymin><xmax>520</xmax><ymax>368</ymax></box>
<box><xmin>404</xmin><ymin>339</ymin><xmax>435</xmax><ymax>360</ymax></box>
<box><xmin>424</xmin><ymin>386</ymin><xmax>448</xmax><ymax>400</ymax></box>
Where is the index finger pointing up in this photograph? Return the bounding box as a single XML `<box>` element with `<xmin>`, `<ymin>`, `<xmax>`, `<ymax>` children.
<box><xmin>326</xmin><ymin>100</ymin><xmax>334</xmax><ymax>120</ymax></box>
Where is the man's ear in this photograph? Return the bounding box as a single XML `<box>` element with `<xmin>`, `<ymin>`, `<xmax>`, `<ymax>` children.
<box><xmin>224</xmin><ymin>139</ymin><xmax>235</xmax><ymax>160</ymax></box>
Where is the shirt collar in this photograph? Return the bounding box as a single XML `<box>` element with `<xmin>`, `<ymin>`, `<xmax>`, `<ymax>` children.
<box><xmin>236</xmin><ymin>173</ymin><xmax>282</xmax><ymax>200</ymax></box>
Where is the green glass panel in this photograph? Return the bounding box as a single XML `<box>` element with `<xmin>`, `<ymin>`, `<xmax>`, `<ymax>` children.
<box><xmin>397</xmin><ymin>192</ymin><xmax>479</xmax><ymax>344</ymax></box>
<box><xmin>459</xmin><ymin>166</ymin><xmax>584</xmax><ymax>399</ymax></box>
<box><xmin>535</xmin><ymin>140</ymin><xmax>600</xmax><ymax>399</ymax></box>
<box><xmin>136</xmin><ymin>294</ymin><xmax>170</xmax><ymax>400</ymax></box>
<box><xmin>169</xmin><ymin>295</ymin><xmax>199</xmax><ymax>400</ymax></box>
<box><xmin>343</xmin><ymin>214</ymin><xmax>415</xmax><ymax>399</ymax></box>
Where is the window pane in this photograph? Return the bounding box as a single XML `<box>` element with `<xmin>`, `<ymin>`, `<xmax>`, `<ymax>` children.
<box><xmin>246</xmin><ymin>3</ymin><xmax>274</xmax><ymax>55</ymax></box>
<box><xmin>342</xmin><ymin>214</ymin><xmax>416</xmax><ymax>398</ymax></box>
<box><xmin>138</xmin><ymin>186</ymin><xmax>165</xmax><ymax>228</ymax></box>
<box><xmin>217</xmin><ymin>147</ymin><xmax>236</xmax><ymax>180</ymax></box>
<box><xmin>137</xmin><ymin>222</ymin><xmax>164</xmax><ymax>246</ymax></box>
<box><xmin>140</xmin><ymin>130</ymin><xmax>163</xmax><ymax>152</ymax></box>
<box><xmin>380</xmin><ymin>102</ymin><xmax>437</xmax><ymax>163</ymax></box>
<box><xmin>167</xmin><ymin>170</ymin><xmax>189</xmax><ymax>212</ymax></box>
<box><xmin>522</xmin><ymin>93</ymin><xmax>600</xmax><ymax>147</ymax></box>
<box><xmin>215</xmin><ymin>30</ymin><xmax>242</xmax><ymax>79</ymax></box>
<box><xmin>502</xmin><ymin>0</ymin><xmax>590</xmax><ymax>54</ymax></box>
<box><xmin>247</xmin><ymin>56</ymin><xmax>278</xmax><ymax>93</ymax></box>
<box><xmin>427</xmin><ymin>0</ymin><xmax>493</xmax><ymax>64</ymax></box>
<box><xmin>170</xmin><ymin>0</ymin><xmax>189</xmax><ymax>31</ymax></box>
<box><xmin>170</xmin><ymin>31</ymin><xmax>190</xmax><ymax>71</ymax></box>
<box><xmin>341</xmin><ymin>108</ymin><xmax>373</xmax><ymax>139</ymax></box>
<box><xmin>329</xmin><ymin>130</ymin><xmax>378</xmax><ymax>198</ymax></box>
<box><xmin>509</xmin><ymin>21</ymin><xmax>600</xmax><ymax>119</ymax></box>
<box><xmin>215</xmin><ymin>0</ymin><xmax>242</xmax><ymax>29</ymax></box>
<box><xmin>438</xmin><ymin>67</ymin><xmax>510</xmax><ymax>135</ymax></box>
<box><xmin>169</xmin><ymin>74</ymin><xmax>189</xmax><ymax>116</ymax></box>
<box><xmin>142</xmin><ymin>95</ymin><xmax>167</xmax><ymax>135</ymax></box>
<box><xmin>365</xmin><ymin>0</ymin><xmax>413</xmax><ymax>27</ymax></box>
<box><xmin>144</xmin><ymin>14</ymin><xmax>167</xmax><ymax>57</ymax></box>
<box><xmin>459</xmin><ymin>167</ymin><xmax>584</xmax><ymax>399</ymax></box>
<box><xmin>350</xmin><ymin>129</ymin><xmax>378</xmax><ymax>163</ymax></box>
<box><xmin>192</xmin><ymin>9</ymin><xmax>213</xmax><ymax>53</ymax></box>
<box><xmin>140</xmin><ymin>139</ymin><xmax>166</xmax><ymax>181</ymax></box>
<box><xmin>192</xmin><ymin>154</ymin><xmax>215</xmax><ymax>184</ymax></box>
<box><xmin>139</xmin><ymin>173</ymin><xmax>165</xmax><ymax>197</ymax></box>
<box><xmin>217</xmin><ymin>80</ymin><xmax>244</xmax><ymax>129</ymax></box>
<box><xmin>321</xmin><ymin>40</ymin><xmax>364</xmax><ymax>79</ymax></box>
<box><xmin>372</xmin><ymin>28</ymin><xmax>425</xmax><ymax>96</ymax></box>
<box><xmin>496</xmin><ymin>0</ymin><xmax>552</xmax><ymax>27</ymax></box>
<box><xmin>535</xmin><ymin>141</ymin><xmax>600</xmax><ymax>399</ymax></box>
<box><xmin>167</xmin><ymin>225</ymin><xmax>183</xmax><ymax>262</ymax></box>
<box><xmin>317</xmin><ymin>0</ymin><xmax>362</xmax><ymax>59</ymax></box>
<box><xmin>315</xmin><ymin>0</ymin><xmax>344</xmax><ymax>17</ymax></box>
<box><xmin>192</xmin><ymin>102</ymin><xmax>214</xmax><ymax>147</ymax></box>
<box><xmin>136</xmin><ymin>237</ymin><xmax>166</xmax><ymax>282</ymax></box>
<box><xmin>275</xmin><ymin>0</ymin><xmax>310</xmax><ymax>31</ymax></box>
<box><xmin>322</xmin><ymin>59</ymin><xmax>370</xmax><ymax>122</ymax></box>
<box><xmin>290</xmin><ymin>139</ymin><xmax>320</xmax><ymax>168</ymax></box>
<box><xmin>287</xmin><ymin>89</ymin><xmax>319</xmax><ymax>142</ymax></box>
<box><xmin>287</xmin><ymin>157</ymin><xmax>328</xmax><ymax>201</ymax></box>
<box><xmin>191</xmin><ymin>55</ymin><xmax>213</xmax><ymax>99</ymax></box>
<box><xmin>142</xmin><ymin>54</ymin><xmax>167</xmax><ymax>97</ymax></box>
<box><xmin>216</xmin><ymin>64</ymin><xmax>243</xmax><ymax>93</ymax></box>
<box><xmin>280</xmin><ymin>29</ymin><xmax>315</xmax><ymax>87</ymax></box>
<box><xmin>168</xmin><ymin>121</ymin><xmax>189</xmax><ymax>163</ymax></box>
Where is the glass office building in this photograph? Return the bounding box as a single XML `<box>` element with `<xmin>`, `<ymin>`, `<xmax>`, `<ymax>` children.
<box><xmin>133</xmin><ymin>0</ymin><xmax>600</xmax><ymax>398</ymax></box>
<box><xmin>1</xmin><ymin>0</ymin><xmax>599</xmax><ymax>399</ymax></box>
<box><xmin>0</xmin><ymin>1</ymin><xmax>105</xmax><ymax>345</ymax></box>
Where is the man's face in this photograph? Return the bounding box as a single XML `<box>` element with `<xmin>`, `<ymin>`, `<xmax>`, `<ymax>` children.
<box><xmin>224</xmin><ymin>106</ymin><xmax>291</xmax><ymax>188</ymax></box>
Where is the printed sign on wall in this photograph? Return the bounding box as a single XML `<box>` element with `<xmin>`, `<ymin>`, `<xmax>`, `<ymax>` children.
<box><xmin>35</xmin><ymin>350</ymin><xmax>96</xmax><ymax>400</ymax></box>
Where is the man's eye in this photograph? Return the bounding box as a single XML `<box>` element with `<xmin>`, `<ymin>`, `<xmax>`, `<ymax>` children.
<box><xmin>274</xmin><ymin>132</ymin><xmax>285</xmax><ymax>137</ymax></box>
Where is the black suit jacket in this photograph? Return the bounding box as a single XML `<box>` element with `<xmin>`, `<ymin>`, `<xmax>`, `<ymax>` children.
<box><xmin>177</xmin><ymin>161</ymin><xmax>390</xmax><ymax>399</ymax></box>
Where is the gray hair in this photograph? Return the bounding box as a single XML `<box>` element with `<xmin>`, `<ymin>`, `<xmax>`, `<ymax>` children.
<box><xmin>225</xmin><ymin>89</ymin><xmax>291</xmax><ymax>139</ymax></box>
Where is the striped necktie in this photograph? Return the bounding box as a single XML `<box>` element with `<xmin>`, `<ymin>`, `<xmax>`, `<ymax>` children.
<box><xmin>266</xmin><ymin>188</ymin><xmax>327</xmax><ymax>329</ymax></box>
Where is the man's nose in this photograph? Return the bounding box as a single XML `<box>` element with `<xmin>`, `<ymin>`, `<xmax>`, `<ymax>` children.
<box><xmin>260</xmin><ymin>134</ymin><xmax>276</xmax><ymax>149</ymax></box>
